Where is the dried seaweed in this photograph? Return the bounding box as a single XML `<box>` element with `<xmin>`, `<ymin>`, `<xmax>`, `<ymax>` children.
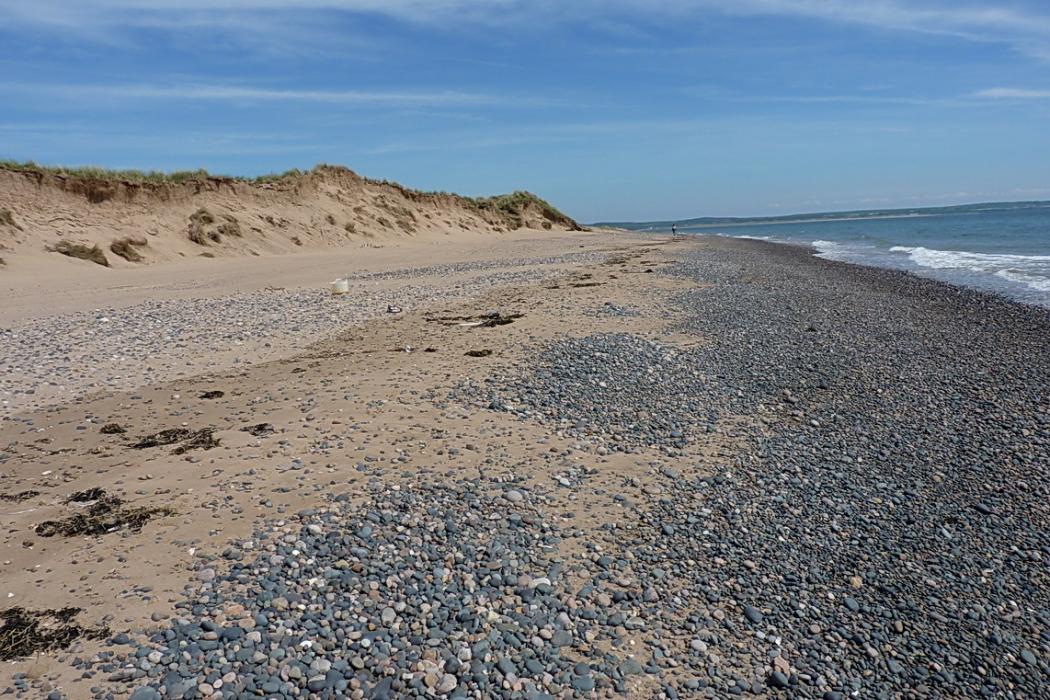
<box><xmin>170</xmin><ymin>428</ymin><xmax>219</xmax><ymax>455</ymax></box>
<box><xmin>129</xmin><ymin>427</ymin><xmax>219</xmax><ymax>454</ymax></box>
<box><xmin>241</xmin><ymin>423</ymin><xmax>275</xmax><ymax>437</ymax></box>
<box><xmin>0</xmin><ymin>490</ymin><xmax>40</xmax><ymax>503</ymax></box>
<box><xmin>130</xmin><ymin>428</ymin><xmax>191</xmax><ymax>449</ymax></box>
<box><xmin>35</xmin><ymin>490</ymin><xmax>173</xmax><ymax>538</ymax></box>
<box><xmin>66</xmin><ymin>487</ymin><xmax>106</xmax><ymax>503</ymax></box>
<box><xmin>0</xmin><ymin>607</ymin><xmax>109</xmax><ymax>661</ymax></box>
<box><xmin>427</xmin><ymin>311</ymin><xmax>524</xmax><ymax>328</ymax></box>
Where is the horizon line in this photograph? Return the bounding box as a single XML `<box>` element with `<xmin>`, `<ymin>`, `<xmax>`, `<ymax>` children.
<box><xmin>592</xmin><ymin>198</ymin><xmax>1050</xmax><ymax>226</ymax></box>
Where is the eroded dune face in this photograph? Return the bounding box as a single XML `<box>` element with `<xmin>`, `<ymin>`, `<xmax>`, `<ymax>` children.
<box><xmin>0</xmin><ymin>164</ymin><xmax>581</xmax><ymax>269</ymax></box>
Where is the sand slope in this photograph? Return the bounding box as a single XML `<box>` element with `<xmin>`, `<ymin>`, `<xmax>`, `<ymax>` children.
<box><xmin>0</xmin><ymin>164</ymin><xmax>581</xmax><ymax>270</ymax></box>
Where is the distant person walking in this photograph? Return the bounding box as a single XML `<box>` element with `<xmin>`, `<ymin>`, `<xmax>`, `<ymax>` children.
<box><xmin>671</xmin><ymin>223</ymin><xmax>678</xmax><ymax>240</ymax></box>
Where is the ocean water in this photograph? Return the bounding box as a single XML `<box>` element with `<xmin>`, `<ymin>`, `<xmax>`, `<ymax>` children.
<box><xmin>678</xmin><ymin>203</ymin><xmax>1050</xmax><ymax>308</ymax></box>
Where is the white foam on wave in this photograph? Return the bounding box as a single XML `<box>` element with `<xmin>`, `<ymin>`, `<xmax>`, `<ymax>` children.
<box><xmin>715</xmin><ymin>233</ymin><xmax>774</xmax><ymax>241</ymax></box>
<box><xmin>889</xmin><ymin>245</ymin><xmax>1050</xmax><ymax>269</ymax></box>
<box><xmin>996</xmin><ymin>269</ymin><xmax>1050</xmax><ymax>292</ymax></box>
<box><xmin>811</xmin><ymin>239</ymin><xmax>854</xmax><ymax>261</ymax></box>
<box><xmin>889</xmin><ymin>246</ymin><xmax>1050</xmax><ymax>293</ymax></box>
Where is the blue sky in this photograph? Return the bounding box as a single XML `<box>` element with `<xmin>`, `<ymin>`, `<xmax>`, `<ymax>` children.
<box><xmin>2</xmin><ymin>1</ymin><xmax>1050</xmax><ymax>221</ymax></box>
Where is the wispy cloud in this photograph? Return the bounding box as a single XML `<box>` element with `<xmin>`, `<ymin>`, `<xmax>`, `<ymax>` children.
<box><xmin>704</xmin><ymin>1</ymin><xmax>1050</xmax><ymax>61</ymax></box>
<box><xmin>1</xmin><ymin>82</ymin><xmax>553</xmax><ymax>107</ymax></box>
<box><xmin>365</xmin><ymin>115</ymin><xmax>751</xmax><ymax>154</ymax></box>
<box><xmin>4</xmin><ymin>1</ymin><xmax>1050</xmax><ymax>60</ymax></box>
<box><xmin>684</xmin><ymin>89</ymin><xmax>957</xmax><ymax>107</ymax></box>
<box><xmin>712</xmin><ymin>1</ymin><xmax>1050</xmax><ymax>36</ymax></box>
<box><xmin>702</xmin><ymin>86</ymin><xmax>1050</xmax><ymax>107</ymax></box>
<box><xmin>364</xmin><ymin>112</ymin><xmax>928</xmax><ymax>155</ymax></box>
<box><xmin>973</xmin><ymin>87</ymin><xmax>1050</xmax><ymax>99</ymax></box>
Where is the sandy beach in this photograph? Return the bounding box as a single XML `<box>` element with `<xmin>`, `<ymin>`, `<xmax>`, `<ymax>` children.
<box><xmin>6</xmin><ymin>2</ymin><xmax>1049</xmax><ymax>696</ymax></box>
<box><xmin>1</xmin><ymin>229</ymin><xmax>1047</xmax><ymax>699</ymax></box>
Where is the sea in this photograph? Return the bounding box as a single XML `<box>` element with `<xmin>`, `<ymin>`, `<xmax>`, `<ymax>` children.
<box><xmin>633</xmin><ymin>202</ymin><xmax>1050</xmax><ymax>309</ymax></box>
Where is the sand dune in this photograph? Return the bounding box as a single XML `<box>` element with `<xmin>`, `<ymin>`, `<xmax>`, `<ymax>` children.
<box><xmin>0</xmin><ymin>163</ymin><xmax>581</xmax><ymax>271</ymax></box>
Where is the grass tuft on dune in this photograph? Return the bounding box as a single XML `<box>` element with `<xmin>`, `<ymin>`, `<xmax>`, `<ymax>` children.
<box><xmin>0</xmin><ymin>161</ymin><xmax>579</xmax><ymax>228</ymax></box>
<box><xmin>49</xmin><ymin>240</ymin><xmax>110</xmax><ymax>266</ymax></box>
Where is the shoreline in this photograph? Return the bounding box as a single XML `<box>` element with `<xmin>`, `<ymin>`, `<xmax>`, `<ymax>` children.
<box><xmin>762</xmin><ymin>234</ymin><xmax>1050</xmax><ymax>311</ymax></box>
<box><xmin>1</xmin><ymin>234</ymin><xmax>1046</xmax><ymax>699</ymax></box>
<box><xmin>704</xmin><ymin>233</ymin><xmax>1050</xmax><ymax>312</ymax></box>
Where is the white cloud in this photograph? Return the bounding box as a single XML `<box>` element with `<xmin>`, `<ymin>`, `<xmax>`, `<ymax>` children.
<box><xmin>706</xmin><ymin>1</ymin><xmax>1050</xmax><ymax>61</ymax></box>
<box><xmin>716</xmin><ymin>1</ymin><xmax>1050</xmax><ymax>36</ymax></box>
<box><xmin>686</xmin><ymin>89</ymin><xmax>955</xmax><ymax>107</ymax></box>
<box><xmin>5</xmin><ymin>1</ymin><xmax>1050</xmax><ymax>51</ymax></box>
<box><xmin>2</xmin><ymin>1</ymin><xmax>1049</xmax><ymax>82</ymax></box>
<box><xmin>1</xmin><ymin>82</ymin><xmax>552</xmax><ymax>107</ymax></box>
<box><xmin>973</xmin><ymin>87</ymin><xmax>1050</xmax><ymax>99</ymax></box>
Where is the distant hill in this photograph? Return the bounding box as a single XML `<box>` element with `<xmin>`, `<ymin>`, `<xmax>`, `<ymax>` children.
<box><xmin>594</xmin><ymin>200</ymin><xmax>1050</xmax><ymax>230</ymax></box>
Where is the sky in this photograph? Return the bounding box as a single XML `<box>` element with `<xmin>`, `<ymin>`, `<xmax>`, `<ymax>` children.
<box><xmin>2</xmin><ymin>1</ymin><xmax>1050</xmax><ymax>221</ymax></box>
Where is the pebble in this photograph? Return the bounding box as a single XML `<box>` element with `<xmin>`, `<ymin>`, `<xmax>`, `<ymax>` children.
<box><xmin>33</xmin><ymin>239</ymin><xmax>1050</xmax><ymax>700</ymax></box>
<box><xmin>0</xmin><ymin>252</ymin><xmax>606</xmax><ymax>414</ymax></box>
<box><xmin>456</xmin><ymin>239</ymin><xmax>1050</xmax><ymax>698</ymax></box>
<box><xmin>743</xmin><ymin>605</ymin><xmax>763</xmax><ymax>624</ymax></box>
<box><xmin>97</xmin><ymin>482</ymin><xmax>653</xmax><ymax>699</ymax></box>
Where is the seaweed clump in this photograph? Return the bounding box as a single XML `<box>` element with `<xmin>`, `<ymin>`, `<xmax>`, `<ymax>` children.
<box><xmin>131</xmin><ymin>428</ymin><xmax>191</xmax><ymax>448</ymax></box>
<box><xmin>0</xmin><ymin>490</ymin><xmax>40</xmax><ymax>503</ymax></box>
<box><xmin>67</xmin><ymin>487</ymin><xmax>106</xmax><ymax>503</ymax></box>
<box><xmin>0</xmin><ymin>607</ymin><xmax>109</xmax><ymax>661</ymax></box>
<box><xmin>131</xmin><ymin>427</ymin><xmax>219</xmax><ymax>454</ymax></box>
<box><xmin>34</xmin><ymin>489</ymin><xmax>173</xmax><ymax>538</ymax></box>
<box><xmin>171</xmin><ymin>428</ymin><xmax>220</xmax><ymax>455</ymax></box>
<box><xmin>428</xmin><ymin>311</ymin><xmax>523</xmax><ymax>328</ymax></box>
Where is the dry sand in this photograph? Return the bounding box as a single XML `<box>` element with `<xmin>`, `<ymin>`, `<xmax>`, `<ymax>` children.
<box><xmin>0</xmin><ymin>229</ymin><xmax>733</xmax><ymax>698</ymax></box>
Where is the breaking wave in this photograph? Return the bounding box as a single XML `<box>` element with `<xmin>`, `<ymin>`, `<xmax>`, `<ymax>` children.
<box><xmin>889</xmin><ymin>246</ymin><xmax>1050</xmax><ymax>293</ymax></box>
<box><xmin>812</xmin><ymin>240</ymin><xmax>862</xmax><ymax>261</ymax></box>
